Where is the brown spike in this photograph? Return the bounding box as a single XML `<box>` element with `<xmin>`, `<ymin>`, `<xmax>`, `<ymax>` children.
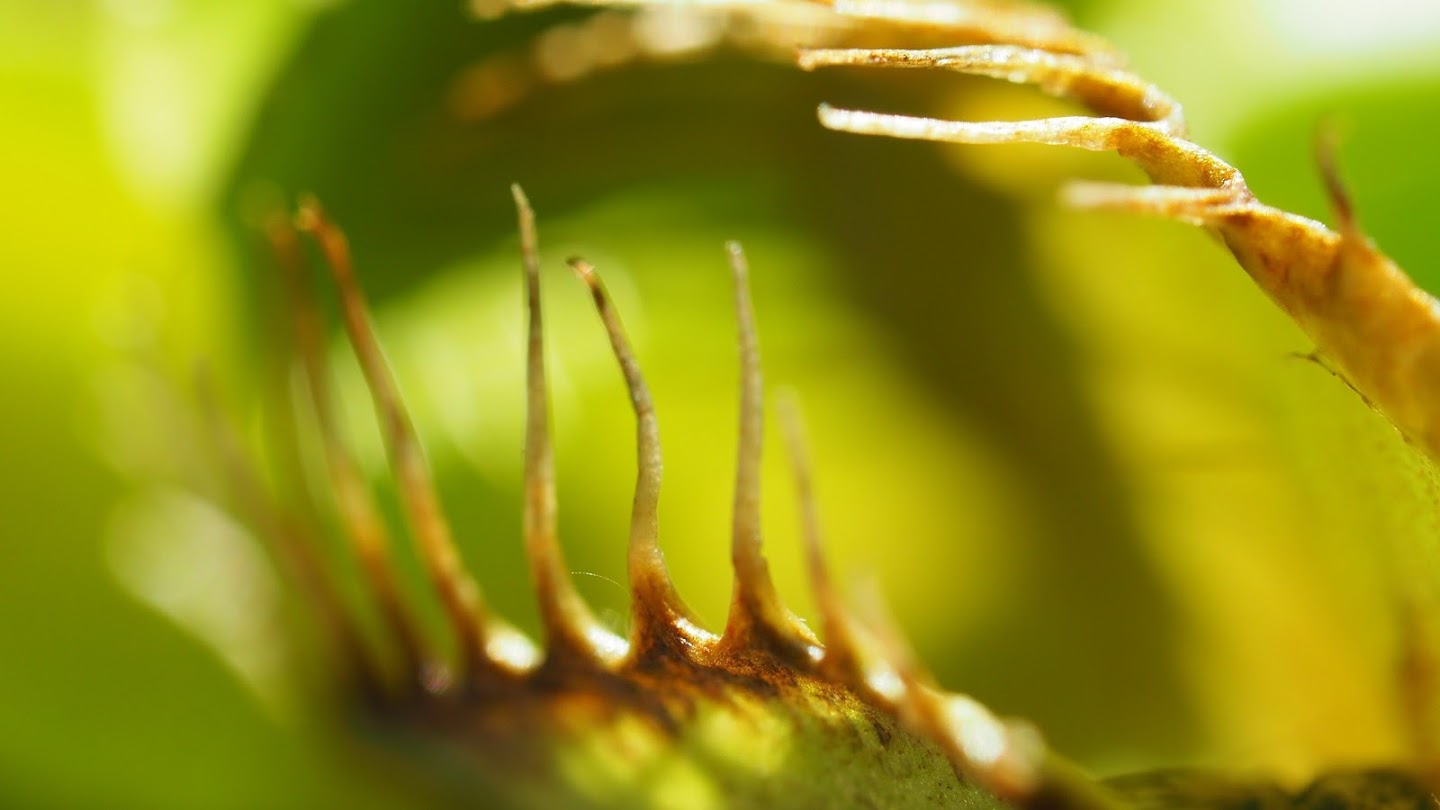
<box><xmin>719</xmin><ymin>242</ymin><xmax>817</xmax><ymax>657</ymax></box>
<box><xmin>265</xmin><ymin>214</ymin><xmax>429</xmax><ymax>687</ymax></box>
<box><xmin>195</xmin><ymin>368</ymin><xmax>386</xmax><ymax>701</ymax></box>
<box><xmin>844</xmin><ymin>580</ymin><xmax>1110</xmax><ymax>809</ymax></box>
<box><xmin>567</xmin><ymin>256</ymin><xmax>714</xmax><ymax>658</ymax></box>
<box><xmin>801</xmin><ymin>46</ymin><xmax>1176</xmax><ymax>130</ymax></box>
<box><xmin>294</xmin><ymin>197</ymin><xmax>499</xmax><ymax>685</ymax></box>
<box><xmin>1315</xmin><ymin>127</ymin><xmax>1359</xmax><ymax>239</ymax></box>
<box><xmin>512</xmin><ymin>186</ymin><xmax>626</xmax><ymax>668</ymax></box>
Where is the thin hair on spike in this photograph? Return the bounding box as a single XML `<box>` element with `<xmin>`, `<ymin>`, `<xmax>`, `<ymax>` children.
<box><xmin>264</xmin><ymin>213</ymin><xmax>428</xmax><ymax>688</ymax></box>
<box><xmin>512</xmin><ymin>185</ymin><xmax>626</xmax><ymax>669</ymax></box>
<box><xmin>293</xmin><ymin>197</ymin><xmax>497</xmax><ymax>685</ymax></box>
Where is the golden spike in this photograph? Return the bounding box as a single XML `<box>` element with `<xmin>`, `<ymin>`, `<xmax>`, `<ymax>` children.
<box><xmin>567</xmin><ymin>256</ymin><xmax>716</xmax><ymax>660</ymax></box>
<box><xmin>1315</xmin><ymin>128</ymin><xmax>1362</xmax><ymax>239</ymax></box>
<box><xmin>814</xmin><ymin>103</ymin><xmax>1237</xmax><ymax>189</ymax></box>
<box><xmin>294</xmin><ymin>197</ymin><xmax>501</xmax><ymax>685</ymax></box>
<box><xmin>511</xmin><ymin>186</ymin><xmax>627</xmax><ymax>669</ymax></box>
<box><xmin>849</xmin><ymin>578</ymin><xmax>1042</xmax><ymax>804</ymax></box>
<box><xmin>1059</xmin><ymin>182</ymin><xmax>1255</xmax><ymax>224</ymax></box>
<box><xmin>801</xmin><ymin>46</ymin><xmax>1175</xmax><ymax>130</ymax></box>
<box><xmin>719</xmin><ymin>242</ymin><xmax>818</xmax><ymax>658</ymax></box>
<box><xmin>265</xmin><ymin>214</ymin><xmax>429</xmax><ymax>687</ymax></box>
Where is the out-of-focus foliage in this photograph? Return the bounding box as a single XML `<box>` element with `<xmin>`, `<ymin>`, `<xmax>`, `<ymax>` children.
<box><xmin>5</xmin><ymin>0</ymin><xmax>1440</xmax><ymax>807</ymax></box>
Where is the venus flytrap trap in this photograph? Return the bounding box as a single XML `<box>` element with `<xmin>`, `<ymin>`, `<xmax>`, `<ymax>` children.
<box><xmin>196</xmin><ymin>0</ymin><xmax>1440</xmax><ymax>807</ymax></box>
<box><xmin>222</xmin><ymin>186</ymin><xmax>1124</xmax><ymax>809</ymax></box>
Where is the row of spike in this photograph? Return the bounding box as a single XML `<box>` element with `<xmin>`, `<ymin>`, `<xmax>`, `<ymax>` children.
<box><xmin>204</xmin><ymin>185</ymin><xmax>1126</xmax><ymax>808</ymax></box>
<box><xmin>265</xmin><ymin>187</ymin><xmax>816</xmax><ymax>684</ymax></box>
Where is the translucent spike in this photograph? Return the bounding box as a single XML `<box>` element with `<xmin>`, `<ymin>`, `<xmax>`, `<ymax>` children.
<box><xmin>294</xmin><ymin>197</ymin><xmax>495</xmax><ymax>685</ymax></box>
<box><xmin>800</xmin><ymin>45</ymin><xmax>1179</xmax><ymax>132</ymax></box>
<box><xmin>196</xmin><ymin>369</ymin><xmax>385</xmax><ymax>700</ymax></box>
<box><xmin>567</xmin><ymin>256</ymin><xmax>714</xmax><ymax>657</ymax></box>
<box><xmin>775</xmin><ymin>393</ymin><xmax>857</xmax><ymax>675</ymax></box>
<box><xmin>265</xmin><ymin>214</ymin><xmax>428</xmax><ymax>687</ymax></box>
<box><xmin>720</xmin><ymin>242</ymin><xmax>818</xmax><ymax>657</ymax></box>
<box><xmin>512</xmin><ymin>186</ymin><xmax>627</xmax><ymax>668</ymax></box>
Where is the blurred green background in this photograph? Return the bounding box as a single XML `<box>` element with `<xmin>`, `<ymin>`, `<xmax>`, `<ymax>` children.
<box><xmin>6</xmin><ymin>0</ymin><xmax>1440</xmax><ymax>806</ymax></box>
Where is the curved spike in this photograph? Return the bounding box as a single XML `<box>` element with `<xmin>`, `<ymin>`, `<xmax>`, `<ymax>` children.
<box><xmin>512</xmin><ymin>186</ymin><xmax>626</xmax><ymax>669</ymax></box>
<box><xmin>775</xmin><ymin>392</ymin><xmax>857</xmax><ymax>675</ymax></box>
<box><xmin>815</xmin><ymin>104</ymin><xmax>1238</xmax><ymax>189</ymax></box>
<box><xmin>196</xmin><ymin>368</ymin><xmax>386</xmax><ymax>701</ymax></box>
<box><xmin>566</xmin><ymin>256</ymin><xmax>715</xmax><ymax>659</ymax></box>
<box><xmin>265</xmin><ymin>214</ymin><xmax>429</xmax><ymax>688</ymax></box>
<box><xmin>801</xmin><ymin>46</ymin><xmax>1174</xmax><ymax>131</ymax></box>
<box><xmin>294</xmin><ymin>197</ymin><xmax>500</xmax><ymax>685</ymax></box>
<box><xmin>720</xmin><ymin>242</ymin><xmax>818</xmax><ymax>657</ymax></box>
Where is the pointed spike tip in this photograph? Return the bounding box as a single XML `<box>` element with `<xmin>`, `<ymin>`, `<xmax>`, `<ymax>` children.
<box><xmin>296</xmin><ymin>198</ymin><xmax>497</xmax><ymax>685</ymax></box>
<box><xmin>513</xmin><ymin>196</ymin><xmax>624</xmax><ymax>669</ymax></box>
